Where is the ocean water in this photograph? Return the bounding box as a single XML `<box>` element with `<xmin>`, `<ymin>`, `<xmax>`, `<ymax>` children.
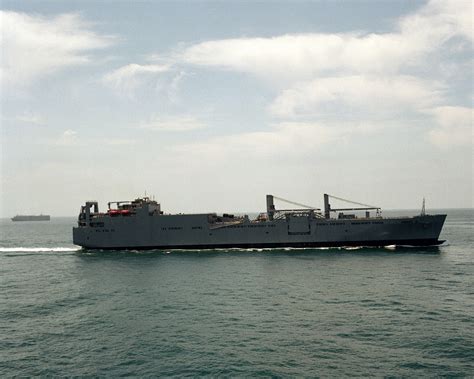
<box><xmin>0</xmin><ymin>209</ymin><xmax>473</xmax><ymax>377</ymax></box>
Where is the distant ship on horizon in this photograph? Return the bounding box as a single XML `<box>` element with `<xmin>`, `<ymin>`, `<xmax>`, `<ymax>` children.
<box><xmin>11</xmin><ymin>215</ymin><xmax>50</xmax><ymax>222</ymax></box>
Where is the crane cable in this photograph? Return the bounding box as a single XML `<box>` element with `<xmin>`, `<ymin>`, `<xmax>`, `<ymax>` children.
<box><xmin>272</xmin><ymin>195</ymin><xmax>320</xmax><ymax>210</ymax></box>
<box><xmin>328</xmin><ymin>194</ymin><xmax>380</xmax><ymax>209</ymax></box>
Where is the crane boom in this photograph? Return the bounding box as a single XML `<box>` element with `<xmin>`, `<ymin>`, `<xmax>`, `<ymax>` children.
<box><xmin>327</xmin><ymin>194</ymin><xmax>379</xmax><ymax>209</ymax></box>
<box><xmin>272</xmin><ymin>195</ymin><xmax>320</xmax><ymax>210</ymax></box>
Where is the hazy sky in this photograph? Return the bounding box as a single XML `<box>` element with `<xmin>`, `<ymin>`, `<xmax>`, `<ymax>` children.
<box><xmin>1</xmin><ymin>0</ymin><xmax>472</xmax><ymax>217</ymax></box>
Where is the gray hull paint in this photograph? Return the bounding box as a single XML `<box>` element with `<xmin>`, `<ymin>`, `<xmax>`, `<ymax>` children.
<box><xmin>12</xmin><ymin>215</ymin><xmax>50</xmax><ymax>222</ymax></box>
<box><xmin>73</xmin><ymin>211</ymin><xmax>446</xmax><ymax>250</ymax></box>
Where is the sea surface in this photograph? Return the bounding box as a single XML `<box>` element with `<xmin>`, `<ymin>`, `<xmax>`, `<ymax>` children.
<box><xmin>0</xmin><ymin>209</ymin><xmax>473</xmax><ymax>377</ymax></box>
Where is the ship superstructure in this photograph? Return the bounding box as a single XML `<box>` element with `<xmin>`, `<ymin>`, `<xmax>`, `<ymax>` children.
<box><xmin>72</xmin><ymin>194</ymin><xmax>446</xmax><ymax>250</ymax></box>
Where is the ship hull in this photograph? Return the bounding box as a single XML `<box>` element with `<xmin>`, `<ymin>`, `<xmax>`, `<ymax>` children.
<box><xmin>73</xmin><ymin>213</ymin><xmax>446</xmax><ymax>250</ymax></box>
<box><xmin>12</xmin><ymin>215</ymin><xmax>50</xmax><ymax>222</ymax></box>
<box><xmin>74</xmin><ymin>239</ymin><xmax>445</xmax><ymax>250</ymax></box>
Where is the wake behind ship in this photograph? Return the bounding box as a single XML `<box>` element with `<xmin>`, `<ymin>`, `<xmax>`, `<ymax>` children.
<box><xmin>72</xmin><ymin>194</ymin><xmax>446</xmax><ymax>250</ymax></box>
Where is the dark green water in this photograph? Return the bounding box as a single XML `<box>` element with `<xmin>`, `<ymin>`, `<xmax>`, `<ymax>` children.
<box><xmin>1</xmin><ymin>209</ymin><xmax>473</xmax><ymax>376</ymax></box>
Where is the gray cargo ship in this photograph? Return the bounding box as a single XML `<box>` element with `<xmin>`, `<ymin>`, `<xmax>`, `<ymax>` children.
<box><xmin>72</xmin><ymin>194</ymin><xmax>446</xmax><ymax>250</ymax></box>
<box><xmin>12</xmin><ymin>214</ymin><xmax>50</xmax><ymax>222</ymax></box>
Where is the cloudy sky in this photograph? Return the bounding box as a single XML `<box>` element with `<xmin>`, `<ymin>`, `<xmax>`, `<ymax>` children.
<box><xmin>1</xmin><ymin>0</ymin><xmax>472</xmax><ymax>217</ymax></box>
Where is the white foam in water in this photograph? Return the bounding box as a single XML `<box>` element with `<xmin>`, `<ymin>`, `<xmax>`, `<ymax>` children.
<box><xmin>0</xmin><ymin>247</ymin><xmax>81</xmax><ymax>252</ymax></box>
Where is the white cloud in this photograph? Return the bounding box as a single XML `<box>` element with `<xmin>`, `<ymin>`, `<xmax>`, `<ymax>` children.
<box><xmin>269</xmin><ymin>75</ymin><xmax>443</xmax><ymax>118</ymax></box>
<box><xmin>181</xmin><ymin>33</ymin><xmax>412</xmax><ymax>81</ymax></box>
<box><xmin>168</xmin><ymin>0</ymin><xmax>471</xmax><ymax>155</ymax></box>
<box><xmin>53</xmin><ymin>133</ymin><xmax>136</xmax><ymax>147</ymax></box>
<box><xmin>140</xmin><ymin>115</ymin><xmax>205</xmax><ymax>132</ymax></box>
<box><xmin>173</xmin><ymin>122</ymin><xmax>338</xmax><ymax>158</ymax></box>
<box><xmin>167</xmin><ymin>71</ymin><xmax>187</xmax><ymax>103</ymax></box>
<box><xmin>56</xmin><ymin>129</ymin><xmax>78</xmax><ymax>146</ymax></box>
<box><xmin>400</xmin><ymin>0</ymin><xmax>473</xmax><ymax>44</ymax></box>
<box><xmin>102</xmin><ymin>63</ymin><xmax>170</xmax><ymax>93</ymax></box>
<box><xmin>0</xmin><ymin>11</ymin><xmax>114</xmax><ymax>86</ymax></box>
<box><xmin>175</xmin><ymin>0</ymin><xmax>471</xmax><ymax>151</ymax></box>
<box><xmin>180</xmin><ymin>1</ymin><xmax>472</xmax><ymax>81</ymax></box>
<box><xmin>7</xmin><ymin>111</ymin><xmax>46</xmax><ymax>125</ymax></box>
<box><xmin>103</xmin><ymin>0</ymin><xmax>471</xmax><ymax>136</ymax></box>
<box><xmin>428</xmin><ymin>106</ymin><xmax>473</xmax><ymax>148</ymax></box>
<box><xmin>104</xmin><ymin>139</ymin><xmax>136</xmax><ymax>146</ymax></box>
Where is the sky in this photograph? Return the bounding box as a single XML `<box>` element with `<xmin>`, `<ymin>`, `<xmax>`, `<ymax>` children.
<box><xmin>0</xmin><ymin>0</ymin><xmax>472</xmax><ymax>217</ymax></box>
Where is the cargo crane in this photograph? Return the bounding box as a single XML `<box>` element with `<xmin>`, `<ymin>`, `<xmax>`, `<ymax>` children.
<box><xmin>266</xmin><ymin>194</ymin><xmax>381</xmax><ymax>220</ymax></box>
<box><xmin>323</xmin><ymin>194</ymin><xmax>381</xmax><ymax>219</ymax></box>
<box><xmin>266</xmin><ymin>195</ymin><xmax>324</xmax><ymax>220</ymax></box>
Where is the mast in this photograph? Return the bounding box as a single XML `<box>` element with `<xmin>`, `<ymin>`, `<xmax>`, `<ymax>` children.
<box><xmin>266</xmin><ymin>195</ymin><xmax>275</xmax><ymax>221</ymax></box>
<box><xmin>324</xmin><ymin>194</ymin><xmax>331</xmax><ymax>219</ymax></box>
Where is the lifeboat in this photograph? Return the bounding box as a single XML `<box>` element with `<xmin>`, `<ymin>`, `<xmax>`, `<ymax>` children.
<box><xmin>107</xmin><ymin>209</ymin><xmax>132</xmax><ymax>216</ymax></box>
